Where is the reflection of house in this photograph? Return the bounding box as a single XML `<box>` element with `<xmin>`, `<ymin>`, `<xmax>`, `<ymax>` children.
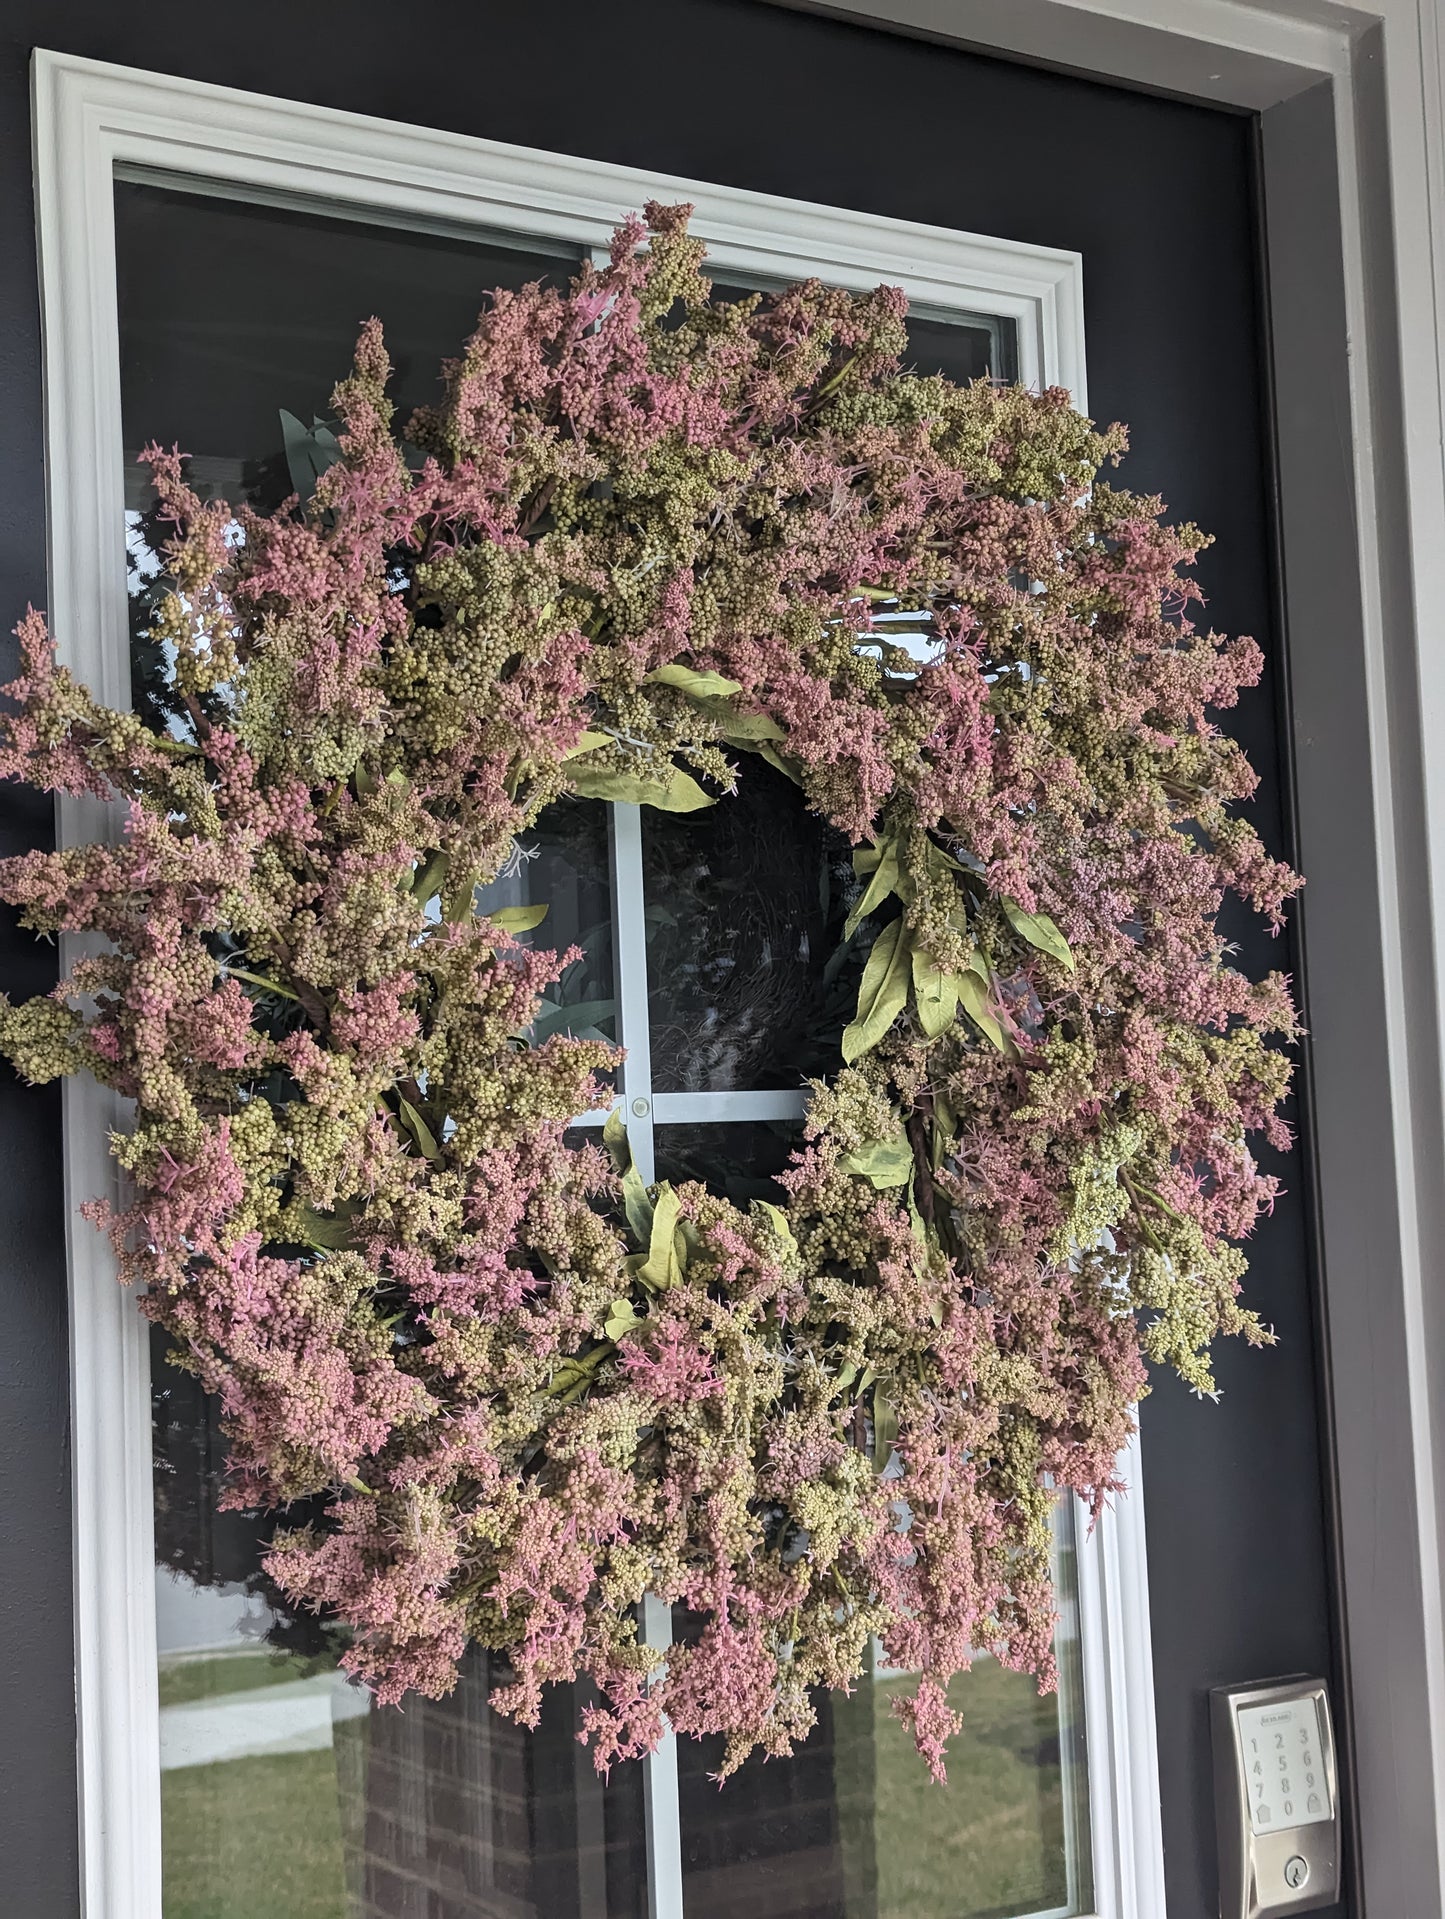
<box><xmin>675</xmin><ymin>1695</ymin><xmax>864</xmax><ymax>1919</ymax></box>
<box><xmin>335</xmin><ymin>1660</ymin><xmax>645</xmax><ymax>1919</ymax></box>
<box><xmin>162</xmin><ymin>1664</ymin><xmax>371</xmax><ymax>1771</ymax></box>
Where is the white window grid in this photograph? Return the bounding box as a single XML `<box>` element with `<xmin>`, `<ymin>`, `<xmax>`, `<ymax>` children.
<box><xmin>32</xmin><ymin>48</ymin><xmax>1164</xmax><ymax>1919</ymax></box>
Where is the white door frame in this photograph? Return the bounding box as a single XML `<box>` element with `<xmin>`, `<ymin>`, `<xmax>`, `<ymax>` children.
<box><xmin>31</xmin><ymin>46</ymin><xmax>1165</xmax><ymax>1919</ymax></box>
<box><xmin>770</xmin><ymin>3</ymin><xmax>1445</xmax><ymax>1915</ymax></box>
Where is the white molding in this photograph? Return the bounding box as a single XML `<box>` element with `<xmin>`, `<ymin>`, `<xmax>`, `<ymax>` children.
<box><xmin>31</xmin><ymin>44</ymin><xmax>1149</xmax><ymax>1919</ymax></box>
<box><xmin>1076</xmin><ymin>1432</ymin><xmax>1167</xmax><ymax>1919</ymax></box>
<box><xmin>31</xmin><ymin>59</ymin><xmax>163</xmax><ymax>1919</ymax></box>
<box><xmin>32</xmin><ymin>50</ymin><xmax>1084</xmax><ymax>403</ymax></box>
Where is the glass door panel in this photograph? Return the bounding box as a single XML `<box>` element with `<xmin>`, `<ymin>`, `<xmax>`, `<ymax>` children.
<box><xmin>115</xmin><ymin>180</ymin><xmax>579</xmax><ymax>511</ymax></box>
<box><xmin>676</xmin><ymin>1506</ymin><xmax>1091</xmax><ymax>1919</ymax></box>
<box><xmin>642</xmin><ymin>760</ymin><xmax>861</xmax><ymax>1095</ymax></box>
<box><xmin>474</xmin><ymin>797</ymin><xmax>620</xmax><ymax>1060</ymax></box>
<box><xmin>152</xmin><ymin>1322</ymin><xmax>648</xmax><ymax>1919</ymax></box>
<box><xmin>119</xmin><ymin>180</ymin><xmax>650</xmax><ymax>1919</ymax></box>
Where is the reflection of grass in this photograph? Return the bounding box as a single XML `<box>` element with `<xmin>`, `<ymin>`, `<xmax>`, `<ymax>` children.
<box><xmin>157</xmin><ymin>1649</ymin><xmax>320</xmax><ymax>1709</ymax></box>
<box><xmin>156</xmin><ymin>1653</ymin><xmax>1068</xmax><ymax>1919</ymax></box>
<box><xmin>162</xmin><ymin>1748</ymin><xmax>345</xmax><ymax>1919</ymax></box>
<box><xmin>867</xmin><ymin>1656</ymin><xmax>1067</xmax><ymax>1919</ymax></box>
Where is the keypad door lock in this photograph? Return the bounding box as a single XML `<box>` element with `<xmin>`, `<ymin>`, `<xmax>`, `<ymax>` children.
<box><xmin>1211</xmin><ymin>1677</ymin><xmax>1340</xmax><ymax>1917</ymax></box>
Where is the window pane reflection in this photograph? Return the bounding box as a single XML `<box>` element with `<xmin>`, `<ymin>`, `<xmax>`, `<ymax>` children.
<box><xmin>474</xmin><ymin>797</ymin><xmax>618</xmax><ymax>1058</ymax></box>
<box><xmin>643</xmin><ymin>761</ymin><xmax>864</xmax><ymax>1093</ymax></box>
<box><xmin>653</xmin><ymin>1120</ymin><xmax>801</xmax><ymax>1205</ymax></box>
<box><xmin>153</xmin><ymin>1326</ymin><xmax>648</xmax><ymax>1919</ymax></box>
<box><xmin>711</xmin><ymin>280</ymin><xmax>1016</xmax><ymax>389</ymax></box>
<box><xmin>904</xmin><ymin>310</ymin><xmax>1017</xmax><ymax>388</ymax></box>
<box><xmin>116</xmin><ymin>180</ymin><xmax>580</xmax><ymax>514</ymax></box>
<box><xmin>678</xmin><ymin>1505</ymin><xmax>1091</xmax><ymax>1919</ymax></box>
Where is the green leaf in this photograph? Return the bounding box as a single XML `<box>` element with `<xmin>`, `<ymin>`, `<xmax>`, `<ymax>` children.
<box><xmin>279</xmin><ymin>408</ymin><xmax>342</xmax><ymax>502</ymax></box>
<box><xmin>293</xmin><ymin>1203</ymin><xmax>356</xmax><ymax>1251</ymax></box>
<box><xmin>489</xmin><ymin>902</ymin><xmax>550</xmax><ymax>934</ymax></box>
<box><xmin>564</xmin><ymin>729</ymin><xmax>615</xmax><ymax>759</ymax></box>
<box><xmin>411</xmin><ymin>849</ymin><xmax>450</xmax><ymax>907</ymax></box>
<box><xmin>678</xmin><ymin>1217</ymin><xmax>704</xmax><ymax>1265</ymax></box>
<box><xmin>637</xmin><ymin>1183</ymin><xmax>684</xmax><ymax>1291</ymax></box>
<box><xmin>602</xmin><ymin>1106</ymin><xmax>631</xmax><ymax>1173</ymax></box>
<box><xmin>753</xmin><ymin>742</ymin><xmax>805</xmax><ymax>786</ymax></box>
<box><xmin>830</xmin><ymin>1361</ymin><xmax>860</xmax><ymax>1403</ymax></box>
<box><xmin>225</xmin><ymin>965</ymin><xmax>300</xmax><ymax>1002</ymax></box>
<box><xmin>872</xmin><ymin>1389</ymin><xmax>899</xmax><ymax>1471</ymax></box>
<box><xmin>1001</xmin><ymin>898</ymin><xmax>1075</xmax><ymax>974</ymax></box>
<box><xmin>644</xmin><ymin>663</ymin><xmax>743</xmax><ymax>699</ymax></box>
<box><xmin>838</xmin><ymin>1132</ymin><xmax>915</xmax><ymax>1188</ymax></box>
<box><xmin>695</xmin><ymin>697</ymin><xmax>786</xmax><ymax>742</ymax></box>
<box><xmin>396</xmin><ymin>1094</ymin><xmax>442</xmax><ymax>1163</ymax></box>
<box><xmin>956</xmin><ymin>970</ymin><xmax>1011</xmax><ymax>1055</ymax></box>
<box><xmin>844</xmin><ymin>837</ymin><xmax>901</xmax><ymax>939</ymax></box>
<box><xmin>529</xmin><ymin>995</ymin><xmax>617</xmax><ymax>1042</ymax></box>
<box><xmin>842</xmin><ymin>918</ymin><xmax>911</xmax><ymax>1063</ymax></box>
<box><xmin>604</xmin><ymin>1297</ymin><xmax>645</xmax><ymax>1341</ymax></box>
<box><xmin>545</xmin><ymin>1345</ymin><xmax>614</xmax><ymax>1403</ymax></box>
<box><xmin>930</xmin><ymin>1091</ymin><xmax>958</xmax><ymax>1173</ymax></box>
<box><xmin>622</xmin><ymin>1162</ymin><xmax>655</xmax><ymax>1245</ymax></box>
<box><xmin>569</xmin><ymin>762</ymin><xmax>718</xmax><ymax>812</ymax></box>
<box><xmin>905</xmin><ymin>1179</ymin><xmax>930</xmax><ymax>1247</ymax></box>
<box><xmin>442</xmin><ymin>866</ymin><xmax>477</xmax><ymax>924</ymax></box>
<box><xmin>910</xmin><ymin>945</ymin><xmax>960</xmax><ymax>1040</ymax></box>
<box><xmin>651</xmin><ymin>768</ymin><xmax>722</xmax><ymax>812</ymax></box>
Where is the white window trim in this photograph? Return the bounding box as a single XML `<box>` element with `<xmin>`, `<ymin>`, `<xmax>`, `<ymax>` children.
<box><xmin>30</xmin><ymin>47</ymin><xmax>1162</xmax><ymax>1919</ymax></box>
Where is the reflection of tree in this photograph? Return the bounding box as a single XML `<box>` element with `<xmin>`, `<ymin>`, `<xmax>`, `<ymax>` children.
<box><xmin>643</xmin><ymin>760</ymin><xmax>869</xmax><ymax>1093</ymax></box>
<box><xmin>517</xmin><ymin>800</ymin><xmax>618</xmax><ymax>1049</ymax></box>
<box><xmin>125</xmin><ymin>443</ymin><xmax>299</xmax><ymax>742</ymax></box>
<box><xmin>126</xmin><ymin>502</ymin><xmax>190</xmax><ymax>743</ymax></box>
<box><xmin>653</xmin><ymin>1121</ymin><xmax>800</xmax><ymax>1207</ymax></box>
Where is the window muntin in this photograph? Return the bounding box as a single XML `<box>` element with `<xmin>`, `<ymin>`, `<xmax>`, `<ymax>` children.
<box><xmin>117</xmin><ymin>174</ymin><xmax>1092</xmax><ymax>1919</ymax></box>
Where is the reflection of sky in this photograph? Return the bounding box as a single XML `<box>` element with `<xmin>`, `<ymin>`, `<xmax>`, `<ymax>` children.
<box><xmin>127</xmin><ymin>506</ymin><xmax>244</xmax><ymax>739</ymax></box>
<box><xmin>155</xmin><ymin>1563</ymin><xmax>272</xmax><ymax>1657</ymax></box>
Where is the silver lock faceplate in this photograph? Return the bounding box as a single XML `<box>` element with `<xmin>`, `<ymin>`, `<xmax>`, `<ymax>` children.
<box><xmin>1211</xmin><ymin>1677</ymin><xmax>1340</xmax><ymax>1919</ymax></box>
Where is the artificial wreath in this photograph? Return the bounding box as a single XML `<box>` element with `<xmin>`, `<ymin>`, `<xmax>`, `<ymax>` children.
<box><xmin>0</xmin><ymin>205</ymin><xmax>1298</xmax><ymax>1779</ymax></box>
